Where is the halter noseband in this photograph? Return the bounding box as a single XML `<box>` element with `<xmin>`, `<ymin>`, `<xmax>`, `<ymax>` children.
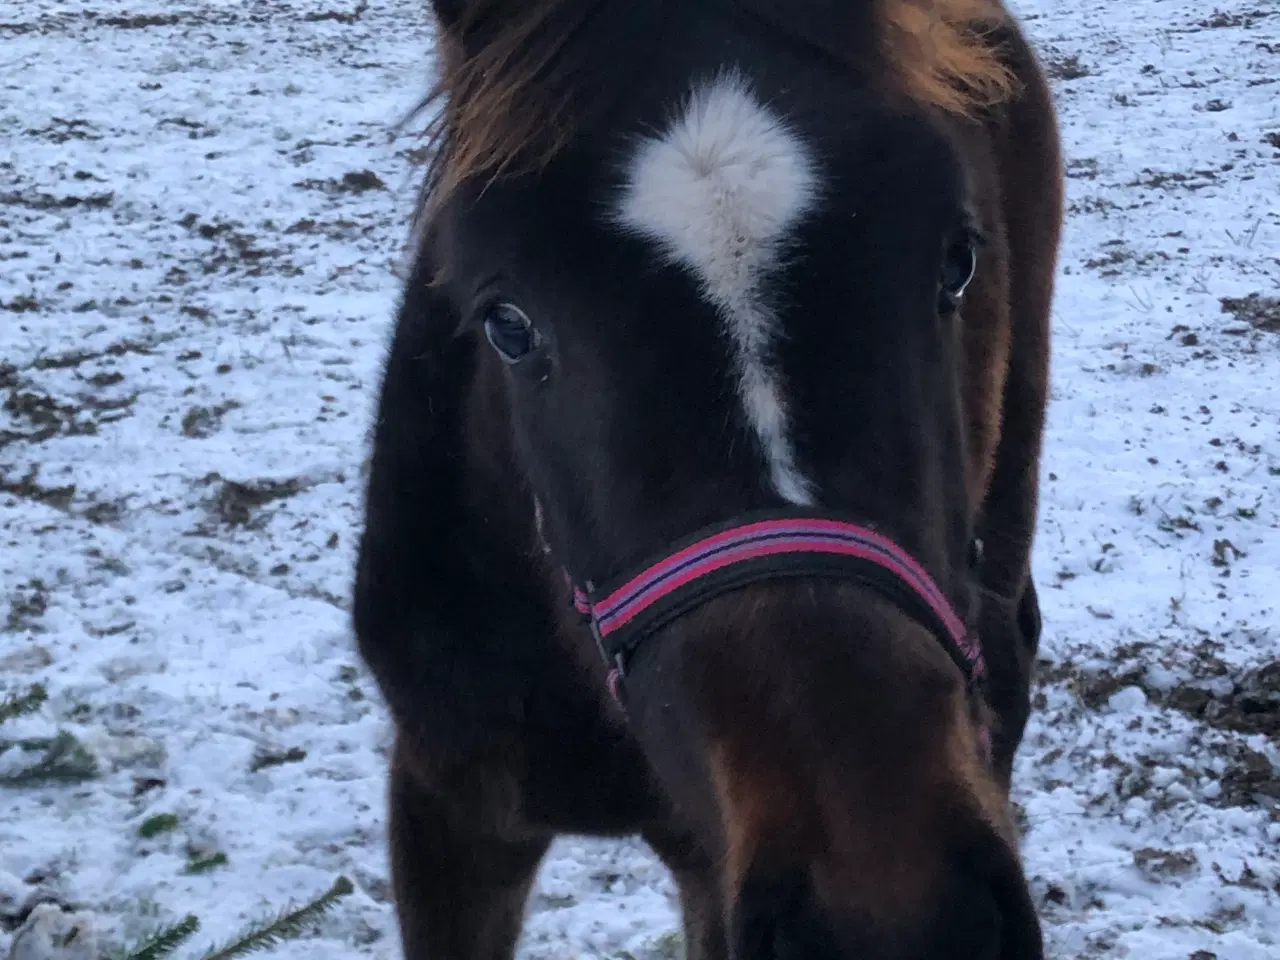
<box><xmin>536</xmin><ymin>504</ymin><xmax>990</xmax><ymax>753</ymax></box>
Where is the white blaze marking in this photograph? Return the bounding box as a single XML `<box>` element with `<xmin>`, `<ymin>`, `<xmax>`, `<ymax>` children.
<box><xmin>613</xmin><ymin>72</ymin><xmax>819</xmax><ymax>505</ymax></box>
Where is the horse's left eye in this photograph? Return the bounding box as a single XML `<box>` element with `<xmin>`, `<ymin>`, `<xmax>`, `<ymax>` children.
<box><xmin>483</xmin><ymin>302</ymin><xmax>539</xmax><ymax>364</ymax></box>
<box><xmin>940</xmin><ymin>235</ymin><xmax>977</xmax><ymax>303</ymax></box>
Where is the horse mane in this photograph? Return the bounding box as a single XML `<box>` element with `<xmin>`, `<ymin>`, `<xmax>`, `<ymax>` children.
<box><xmin>880</xmin><ymin>0</ymin><xmax>1018</xmax><ymax>115</ymax></box>
<box><xmin>411</xmin><ymin>0</ymin><xmax>601</xmax><ymax>227</ymax></box>
<box><xmin>412</xmin><ymin>0</ymin><xmax>1018</xmax><ymax>225</ymax></box>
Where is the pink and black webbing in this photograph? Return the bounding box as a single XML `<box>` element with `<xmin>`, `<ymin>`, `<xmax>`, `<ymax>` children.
<box><xmin>551</xmin><ymin>508</ymin><xmax>991</xmax><ymax>759</ymax></box>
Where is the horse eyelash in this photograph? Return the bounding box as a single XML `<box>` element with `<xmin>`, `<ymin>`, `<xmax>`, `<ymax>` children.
<box><xmin>452</xmin><ymin>276</ymin><xmax>508</xmax><ymax>338</ymax></box>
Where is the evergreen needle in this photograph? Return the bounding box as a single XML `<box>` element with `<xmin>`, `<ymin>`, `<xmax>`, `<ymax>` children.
<box><xmin>193</xmin><ymin>876</ymin><xmax>355</xmax><ymax>960</ymax></box>
<box><xmin>121</xmin><ymin>914</ymin><xmax>200</xmax><ymax>960</ymax></box>
<box><xmin>0</xmin><ymin>683</ymin><xmax>47</xmax><ymax>724</ymax></box>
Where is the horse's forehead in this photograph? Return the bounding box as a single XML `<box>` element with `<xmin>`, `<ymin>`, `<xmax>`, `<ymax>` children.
<box><xmin>610</xmin><ymin>72</ymin><xmax>819</xmax><ymax>298</ymax></box>
<box><xmin>610</xmin><ymin>72</ymin><xmax>821</xmax><ymax>506</ymax></box>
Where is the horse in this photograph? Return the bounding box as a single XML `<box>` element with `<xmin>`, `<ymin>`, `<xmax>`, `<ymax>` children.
<box><xmin>353</xmin><ymin>0</ymin><xmax>1063</xmax><ymax>956</ymax></box>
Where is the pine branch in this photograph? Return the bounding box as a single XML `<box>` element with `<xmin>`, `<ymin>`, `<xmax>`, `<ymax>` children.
<box><xmin>137</xmin><ymin>813</ymin><xmax>181</xmax><ymax>838</ymax></box>
<box><xmin>119</xmin><ymin>914</ymin><xmax>201</xmax><ymax>960</ymax></box>
<box><xmin>0</xmin><ymin>736</ymin><xmax>55</xmax><ymax>752</ymax></box>
<box><xmin>183</xmin><ymin>851</ymin><xmax>228</xmax><ymax>875</ymax></box>
<box><xmin>0</xmin><ymin>730</ymin><xmax>98</xmax><ymax>786</ymax></box>
<box><xmin>0</xmin><ymin>683</ymin><xmax>47</xmax><ymax>724</ymax></box>
<box><xmin>193</xmin><ymin>876</ymin><xmax>355</xmax><ymax>960</ymax></box>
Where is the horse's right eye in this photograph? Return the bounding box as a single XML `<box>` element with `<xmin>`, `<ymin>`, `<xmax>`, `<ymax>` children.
<box><xmin>941</xmin><ymin>236</ymin><xmax>977</xmax><ymax>300</ymax></box>
<box><xmin>483</xmin><ymin>302</ymin><xmax>539</xmax><ymax>364</ymax></box>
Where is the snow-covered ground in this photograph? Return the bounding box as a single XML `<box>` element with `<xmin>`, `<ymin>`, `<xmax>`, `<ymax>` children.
<box><xmin>1</xmin><ymin>0</ymin><xmax>1277</xmax><ymax>957</ymax></box>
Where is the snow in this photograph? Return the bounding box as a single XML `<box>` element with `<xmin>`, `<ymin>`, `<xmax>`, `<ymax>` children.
<box><xmin>1</xmin><ymin>0</ymin><xmax>1277</xmax><ymax>957</ymax></box>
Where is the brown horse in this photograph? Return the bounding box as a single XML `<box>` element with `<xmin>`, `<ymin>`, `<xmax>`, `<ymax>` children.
<box><xmin>353</xmin><ymin>0</ymin><xmax>1063</xmax><ymax>956</ymax></box>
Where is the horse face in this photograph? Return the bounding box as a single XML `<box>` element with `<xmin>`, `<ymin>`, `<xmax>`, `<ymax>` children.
<box><xmin>439</xmin><ymin>71</ymin><xmax>978</xmax><ymax>580</ymax></box>
<box><xmin>429</xmin><ymin>29</ymin><xmax>1038</xmax><ymax>960</ymax></box>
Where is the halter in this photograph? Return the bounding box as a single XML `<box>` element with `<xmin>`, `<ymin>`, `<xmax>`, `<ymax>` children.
<box><xmin>536</xmin><ymin>504</ymin><xmax>990</xmax><ymax>754</ymax></box>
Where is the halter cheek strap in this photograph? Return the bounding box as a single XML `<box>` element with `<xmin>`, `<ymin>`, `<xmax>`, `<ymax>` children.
<box><xmin>541</xmin><ymin>506</ymin><xmax>990</xmax><ymax>758</ymax></box>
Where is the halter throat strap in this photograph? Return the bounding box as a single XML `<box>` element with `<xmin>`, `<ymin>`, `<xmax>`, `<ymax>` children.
<box><xmin>551</xmin><ymin>508</ymin><xmax>985</xmax><ymax>693</ymax></box>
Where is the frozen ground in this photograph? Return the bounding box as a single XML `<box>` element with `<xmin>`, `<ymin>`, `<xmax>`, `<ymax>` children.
<box><xmin>1</xmin><ymin>0</ymin><xmax>1277</xmax><ymax>957</ymax></box>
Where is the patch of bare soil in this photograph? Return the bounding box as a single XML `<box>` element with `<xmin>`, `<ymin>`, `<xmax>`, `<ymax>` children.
<box><xmin>1220</xmin><ymin>293</ymin><xmax>1280</xmax><ymax>331</ymax></box>
<box><xmin>1167</xmin><ymin>661</ymin><xmax>1280</xmax><ymax>740</ymax></box>
<box><xmin>210</xmin><ymin>476</ymin><xmax>308</xmax><ymax>527</ymax></box>
<box><xmin>0</xmin><ymin>466</ymin><xmax>76</xmax><ymax>510</ymax></box>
